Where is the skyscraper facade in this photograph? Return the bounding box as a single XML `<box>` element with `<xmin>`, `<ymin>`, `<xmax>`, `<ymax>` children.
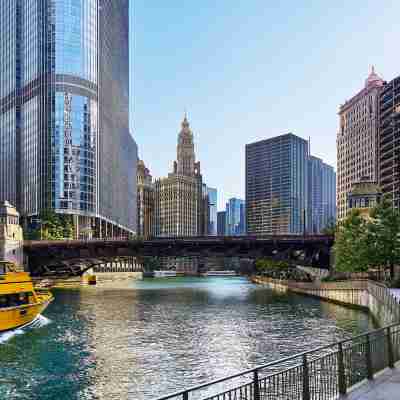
<box><xmin>0</xmin><ymin>0</ymin><xmax>137</xmax><ymax>237</ymax></box>
<box><xmin>226</xmin><ymin>198</ymin><xmax>245</xmax><ymax>235</ymax></box>
<box><xmin>308</xmin><ymin>156</ymin><xmax>336</xmax><ymax>233</ymax></box>
<box><xmin>379</xmin><ymin>75</ymin><xmax>400</xmax><ymax>207</ymax></box>
<box><xmin>153</xmin><ymin>116</ymin><xmax>204</xmax><ymax>237</ymax></box>
<box><xmin>137</xmin><ymin>160</ymin><xmax>154</xmax><ymax>238</ymax></box>
<box><xmin>207</xmin><ymin>187</ymin><xmax>218</xmax><ymax>235</ymax></box>
<box><xmin>337</xmin><ymin>67</ymin><xmax>384</xmax><ymax>220</ymax></box>
<box><xmin>217</xmin><ymin>211</ymin><xmax>226</xmax><ymax>236</ymax></box>
<box><xmin>246</xmin><ymin>133</ymin><xmax>309</xmax><ymax>235</ymax></box>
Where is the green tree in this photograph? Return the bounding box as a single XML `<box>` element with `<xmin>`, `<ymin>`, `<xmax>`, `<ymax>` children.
<box><xmin>60</xmin><ymin>214</ymin><xmax>74</xmax><ymax>239</ymax></box>
<box><xmin>368</xmin><ymin>196</ymin><xmax>400</xmax><ymax>278</ymax></box>
<box><xmin>334</xmin><ymin>210</ymin><xmax>370</xmax><ymax>273</ymax></box>
<box><xmin>26</xmin><ymin>210</ymin><xmax>74</xmax><ymax>240</ymax></box>
<box><xmin>255</xmin><ymin>258</ymin><xmax>290</xmax><ymax>273</ymax></box>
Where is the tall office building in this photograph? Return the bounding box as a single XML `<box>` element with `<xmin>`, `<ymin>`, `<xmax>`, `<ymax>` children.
<box><xmin>337</xmin><ymin>67</ymin><xmax>384</xmax><ymax>220</ymax></box>
<box><xmin>154</xmin><ymin>115</ymin><xmax>204</xmax><ymax>237</ymax></box>
<box><xmin>226</xmin><ymin>198</ymin><xmax>245</xmax><ymax>235</ymax></box>
<box><xmin>202</xmin><ymin>183</ymin><xmax>210</xmax><ymax>235</ymax></box>
<box><xmin>246</xmin><ymin>133</ymin><xmax>309</xmax><ymax>235</ymax></box>
<box><xmin>207</xmin><ymin>187</ymin><xmax>218</xmax><ymax>235</ymax></box>
<box><xmin>217</xmin><ymin>211</ymin><xmax>226</xmax><ymax>236</ymax></box>
<box><xmin>137</xmin><ymin>160</ymin><xmax>154</xmax><ymax>238</ymax></box>
<box><xmin>379</xmin><ymin>75</ymin><xmax>400</xmax><ymax>207</ymax></box>
<box><xmin>308</xmin><ymin>156</ymin><xmax>336</xmax><ymax>233</ymax></box>
<box><xmin>0</xmin><ymin>0</ymin><xmax>137</xmax><ymax>237</ymax></box>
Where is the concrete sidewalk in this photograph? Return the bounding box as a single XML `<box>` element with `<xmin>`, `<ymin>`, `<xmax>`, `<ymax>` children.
<box><xmin>343</xmin><ymin>364</ymin><xmax>400</xmax><ymax>399</ymax></box>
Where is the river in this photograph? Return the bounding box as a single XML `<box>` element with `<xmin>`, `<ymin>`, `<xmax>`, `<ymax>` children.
<box><xmin>0</xmin><ymin>277</ymin><xmax>375</xmax><ymax>400</ymax></box>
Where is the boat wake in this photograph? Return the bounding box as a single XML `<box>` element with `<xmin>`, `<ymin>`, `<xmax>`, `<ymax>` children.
<box><xmin>0</xmin><ymin>315</ymin><xmax>51</xmax><ymax>344</ymax></box>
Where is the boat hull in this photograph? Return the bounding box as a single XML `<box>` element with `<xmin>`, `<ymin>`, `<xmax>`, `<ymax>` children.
<box><xmin>0</xmin><ymin>295</ymin><xmax>53</xmax><ymax>333</ymax></box>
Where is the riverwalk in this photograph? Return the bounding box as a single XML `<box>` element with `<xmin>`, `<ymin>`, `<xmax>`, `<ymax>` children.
<box><xmin>345</xmin><ymin>362</ymin><xmax>400</xmax><ymax>399</ymax></box>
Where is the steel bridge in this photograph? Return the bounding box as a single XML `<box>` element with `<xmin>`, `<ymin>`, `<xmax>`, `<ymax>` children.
<box><xmin>23</xmin><ymin>235</ymin><xmax>334</xmax><ymax>276</ymax></box>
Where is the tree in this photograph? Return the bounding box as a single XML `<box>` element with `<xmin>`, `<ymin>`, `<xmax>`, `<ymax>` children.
<box><xmin>255</xmin><ymin>258</ymin><xmax>290</xmax><ymax>274</ymax></box>
<box><xmin>334</xmin><ymin>210</ymin><xmax>370</xmax><ymax>273</ymax></box>
<box><xmin>368</xmin><ymin>196</ymin><xmax>400</xmax><ymax>278</ymax></box>
<box><xmin>26</xmin><ymin>210</ymin><xmax>74</xmax><ymax>240</ymax></box>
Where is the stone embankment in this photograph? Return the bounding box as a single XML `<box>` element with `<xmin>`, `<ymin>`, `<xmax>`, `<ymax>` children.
<box><xmin>252</xmin><ymin>276</ymin><xmax>400</xmax><ymax>326</ymax></box>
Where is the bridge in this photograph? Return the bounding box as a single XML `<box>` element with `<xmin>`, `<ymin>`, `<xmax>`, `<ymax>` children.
<box><xmin>23</xmin><ymin>235</ymin><xmax>334</xmax><ymax>276</ymax></box>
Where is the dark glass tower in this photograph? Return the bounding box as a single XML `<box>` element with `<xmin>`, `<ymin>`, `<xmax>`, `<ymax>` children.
<box><xmin>0</xmin><ymin>0</ymin><xmax>137</xmax><ymax>236</ymax></box>
<box><xmin>246</xmin><ymin>133</ymin><xmax>309</xmax><ymax>235</ymax></box>
<box><xmin>380</xmin><ymin>75</ymin><xmax>400</xmax><ymax>207</ymax></box>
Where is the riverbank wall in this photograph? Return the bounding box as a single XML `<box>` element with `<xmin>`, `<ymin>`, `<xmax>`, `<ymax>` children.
<box><xmin>252</xmin><ymin>276</ymin><xmax>400</xmax><ymax>326</ymax></box>
<box><xmin>34</xmin><ymin>271</ymin><xmax>143</xmax><ymax>289</ymax></box>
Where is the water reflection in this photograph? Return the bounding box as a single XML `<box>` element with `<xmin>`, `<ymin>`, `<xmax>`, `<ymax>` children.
<box><xmin>0</xmin><ymin>277</ymin><xmax>374</xmax><ymax>400</ymax></box>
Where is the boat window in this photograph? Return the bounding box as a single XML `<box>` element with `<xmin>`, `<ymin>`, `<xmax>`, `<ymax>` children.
<box><xmin>0</xmin><ymin>293</ymin><xmax>31</xmax><ymax>308</ymax></box>
<box><xmin>0</xmin><ymin>295</ymin><xmax>7</xmax><ymax>308</ymax></box>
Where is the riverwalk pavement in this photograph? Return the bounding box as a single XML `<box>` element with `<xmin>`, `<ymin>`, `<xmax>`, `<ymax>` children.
<box><xmin>343</xmin><ymin>362</ymin><xmax>400</xmax><ymax>399</ymax></box>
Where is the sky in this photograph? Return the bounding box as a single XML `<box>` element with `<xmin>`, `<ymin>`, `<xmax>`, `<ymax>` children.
<box><xmin>130</xmin><ymin>1</ymin><xmax>400</xmax><ymax>211</ymax></box>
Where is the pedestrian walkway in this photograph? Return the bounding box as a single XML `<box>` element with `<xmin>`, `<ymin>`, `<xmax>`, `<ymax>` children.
<box><xmin>344</xmin><ymin>363</ymin><xmax>400</xmax><ymax>399</ymax></box>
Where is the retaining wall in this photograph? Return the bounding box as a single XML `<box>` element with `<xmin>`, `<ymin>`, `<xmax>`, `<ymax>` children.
<box><xmin>252</xmin><ymin>276</ymin><xmax>400</xmax><ymax>326</ymax></box>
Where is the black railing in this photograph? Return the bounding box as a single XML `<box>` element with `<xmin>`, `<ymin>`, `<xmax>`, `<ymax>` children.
<box><xmin>156</xmin><ymin>322</ymin><xmax>400</xmax><ymax>400</ymax></box>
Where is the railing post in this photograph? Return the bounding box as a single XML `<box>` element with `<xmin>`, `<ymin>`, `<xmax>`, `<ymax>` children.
<box><xmin>365</xmin><ymin>334</ymin><xmax>373</xmax><ymax>380</ymax></box>
<box><xmin>183</xmin><ymin>391</ymin><xmax>189</xmax><ymax>400</ymax></box>
<box><xmin>253</xmin><ymin>369</ymin><xmax>260</xmax><ymax>400</ymax></box>
<box><xmin>337</xmin><ymin>342</ymin><xmax>347</xmax><ymax>395</ymax></box>
<box><xmin>387</xmin><ymin>327</ymin><xmax>395</xmax><ymax>369</ymax></box>
<box><xmin>302</xmin><ymin>355</ymin><xmax>310</xmax><ymax>400</ymax></box>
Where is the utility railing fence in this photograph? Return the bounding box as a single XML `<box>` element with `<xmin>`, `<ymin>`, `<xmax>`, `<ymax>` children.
<box><xmin>156</xmin><ymin>323</ymin><xmax>400</xmax><ymax>400</ymax></box>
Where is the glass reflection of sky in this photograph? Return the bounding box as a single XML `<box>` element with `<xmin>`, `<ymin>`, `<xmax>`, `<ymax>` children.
<box><xmin>55</xmin><ymin>0</ymin><xmax>98</xmax><ymax>83</ymax></box>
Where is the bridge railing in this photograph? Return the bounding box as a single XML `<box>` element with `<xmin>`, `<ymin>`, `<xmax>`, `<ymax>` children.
<box><xmin>156</xmin><ymin>321</ymin><xmax>400</xmax><ymax>400</ymax></box>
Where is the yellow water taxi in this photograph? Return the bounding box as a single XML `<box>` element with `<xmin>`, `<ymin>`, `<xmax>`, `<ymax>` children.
<box><xmin>0</xmin><ymin>262</ymin><xmax>54</xmax><ymax>333</ymax></box>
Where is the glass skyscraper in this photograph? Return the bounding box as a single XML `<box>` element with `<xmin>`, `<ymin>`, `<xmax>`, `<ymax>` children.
<box><xmin>246</xmin><ymin>133</ymin><xmax>308</xmax><ymax>235</ymax></box>
<box><xmin>217</xmin><ymin>211</ymin><xmax>226</xmax><ymax>236</ymax></box>
<box><xmin>308</xmin><ymin>156</ymin><xmax>336</xmax><ymax>234</ymax></box>
<box><xmin>207</xmin><ymin>187</ymin><xmax>217</xmax><ymax>235</ymax></box>
<box><xmin>0</xmin><ymin>0</ymin><xmax>137</xmax><ymax>236</ymax></box>
<box><xmin>226</xmin><ymin>198</ymin><xmax>245</xmax><ymax>236</ymax></box>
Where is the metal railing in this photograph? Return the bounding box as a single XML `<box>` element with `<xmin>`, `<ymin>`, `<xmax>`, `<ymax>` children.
<box><xmin>156</xmin><ymin>322</ymin><xmax>400</xmax><ymax>400</ymax></box>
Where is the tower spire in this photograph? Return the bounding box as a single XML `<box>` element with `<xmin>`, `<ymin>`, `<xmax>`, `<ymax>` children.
<box><xmin>365</xmin><ymin>65</ymin><xmax>383</xmax><ymax>88</ymax></box>
<box><xmin>176</xmin><ymin>114</ymin><xmax>195</xmax><ymax>176</ymax></box>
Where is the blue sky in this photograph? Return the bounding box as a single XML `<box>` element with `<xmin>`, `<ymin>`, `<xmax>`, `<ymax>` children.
<box><xmin>130</xmin><ymin>1</ymin><xmax>400</xmax><ymax>210</ymax></box>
